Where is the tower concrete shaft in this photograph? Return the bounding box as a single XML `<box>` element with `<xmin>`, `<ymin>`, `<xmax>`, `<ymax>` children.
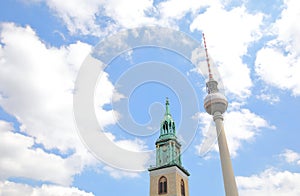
<box><xmin>214</xmin><ymin>112</ymin><xmax>238</xmax><ymax>196</ymax></box>
<box><xmin>202</xmin><ymin>33</ymin><xmax>238</xmax><ymax>195</ymax></box>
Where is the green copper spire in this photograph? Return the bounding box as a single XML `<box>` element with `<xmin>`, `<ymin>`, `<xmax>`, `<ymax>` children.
<box><xmin>150</xmin><ymin>98</ymin><xmax>187</xmax><ymax>172</ymax></box>
<box><xmin>159</xmin><ymin>98</ymin><xmax>176</xmax><ymax>138</ymax></box>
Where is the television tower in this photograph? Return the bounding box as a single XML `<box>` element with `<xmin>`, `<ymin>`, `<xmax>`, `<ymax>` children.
<box><xmin>202</xmin><ymin>33</ymin><xmax>239</xmax><ymax>196</ymax></box>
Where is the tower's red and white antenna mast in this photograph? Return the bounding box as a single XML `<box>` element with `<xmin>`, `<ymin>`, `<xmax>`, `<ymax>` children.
<box><xmin>202</xmin><ymin>33</ymin><xmax>213</xmax><ymax>79</ymax></box>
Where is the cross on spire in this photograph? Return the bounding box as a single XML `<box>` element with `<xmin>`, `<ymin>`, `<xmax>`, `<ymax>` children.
<box><xmin>165</xmin><ymin>97</ymin><xmax>170</xmax><ymax>115</ymax></box>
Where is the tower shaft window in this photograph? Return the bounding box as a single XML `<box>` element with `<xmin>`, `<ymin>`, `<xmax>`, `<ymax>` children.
<box><xmin>158</xmin><ymin>176</ymin><xmax>167</xmax><ymax>194</ymax></box>
<box><xmin>181</xmin><ymin>179</ymin><xmax>185</xmax><ymax>196</ymax></box>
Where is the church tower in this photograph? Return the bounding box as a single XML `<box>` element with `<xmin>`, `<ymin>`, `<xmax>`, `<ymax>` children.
<box><xmin>149</xmin><ymin>98</ymin><xmax>190</xmax><ymax>196</ymax></box>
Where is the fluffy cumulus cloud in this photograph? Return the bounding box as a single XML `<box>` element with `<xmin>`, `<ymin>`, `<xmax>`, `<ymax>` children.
<box><xmin>102</xmin><ymin>0</ymin><xmax>156</xmax><ymax>28</ymax></box>
<box><xmin>279</xmin><ymin>149</ymin><xmax>300</xmax><ymax>165</ymax></box>
<box><xmin>104</xmin><ymin>132</ymin><xmax>148</xmax><ymax>152</ymax></box>
<box><xmin>28</xmin><ymin>0</ymin><xmax>157</xmax><ymax>36</ymax></box>
<box><xmin>237</xmin><ymin>168</ymin><xmax>300</xmax><ymax>196</ymax></box>
<box><xmin>27</xmin><ymin>0</ymin><xmax>242</xmax><ymax>38</ymax></box>
<box><xmin>0</xmin><ymin>120</ymin><xmax>82</xmax><ymax>185</ymax></box>
<box><xmin>223</xmin><ymin>107</ymin><xmax>274</xmax><ymax>157</ymax></box>
<box><xmin>0</xmin><ymin>23</ymin><xmax>99</xmax><ymax>184</ymax></box>
<box><xmin>157</xmin><ymin>0</ymin><xmax>217</xmax><ymax>26</ymax></box>
<box><xmin>0</xmin><ymin>22</ymin><xmax>92</xmax><ymax>154</ymax></box>
<box><xmin>237</xmin><ymin>149</ymin><xmax>300</xmax><ymax>195</ymax></box>
<box><xmin>24</xmin><ymin>0</ymin><xmax>267</xmax><ymax>101</ymax></box>
<box><xmin>28</xmin><ymin>0</ymin><xmax>207</xmax><ymax>36</ymax></box>
<box><xmin>43</xmin><ymin>0</ymin><xmax>105</xmax><ymax>35</ymax></box>
<box><xmin>255</xmin><ymin>0</ymin><xmax>300</xmax><ymax>96</ymax></box>
<box><xmin>190</xmin><ymin>5</ymin><xmax>264</xmax><ymax>99</ymax></box>
<box><xmin>195</xmin><ymin>103</ymin><xmax>273</xmax><ymax>157</ymax></box>
<box><xmin>102</xmin><ymin>132</ymin><xmax>152</xmax><ymax>173</ymax></box>
<box><xmin>256</xmin><ymin>91</ymin><xmax>280</xmax><ymax>104</ymax></box>
<box><xmin>38</xmin><ymin>0</ymin><xmax>299</xmax><ymax>100</ymax></box>
<box><xmin>0</xmin><ymin>181</ymin><xmax>94</xmax><ymax>196</ymax></box>
<box><xmin>103</xmin><ymin>166</ymin><xmax>140</xmax><ymax>179</ymax></box>
<box><xmin>0</xmin><ymin>22</ymin><xmax>149</xmax><ymax>187</ymax></box>
<box><xmin>94</xmin><ymin>71</ymin><xmax>121</xmax><ymax>128</ymax></box>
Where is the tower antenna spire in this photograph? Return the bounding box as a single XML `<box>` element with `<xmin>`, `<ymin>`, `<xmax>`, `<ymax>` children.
<box><xmin>202</xmin><ymin>33</ymin><xmax>213</xmax><ymax>79</ymax></box>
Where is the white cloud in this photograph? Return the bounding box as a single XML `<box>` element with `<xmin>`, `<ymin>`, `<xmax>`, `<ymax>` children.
<box><xmin>101</xmin><ymin>132</ymin><xmax>152</xmax><ymax>174</ymax></box>
<box><xmin>237</xmin><ymin>149</ymin><xmax>300</xmax><ymax>195</ymax></box>
<box><xmin>224</xmin><ymin>108</ymin><xmax>274</xmax><ymax>157</ymax></box>
<box><xmin>39</xmin><ymin>0</ymin><xmax>300</xmax><ymax>99</ymax></box>
<box><xmin>104</xmin><ymin>132</ymin><xmax>148</xmax><ymax>152</ymax></box>
<box><xmin>94</xmin><ymin>71</ymin><xmax>120</xmax><ymax>128</ymax></box>
<box><xmin>275</xmin><ymin>0</ymin><xmax>300</xmax><ymax>54</ymax></box>
<box><xmin>256</xmin><ymin>92</ymin><xmax>280</xmax><ymax>104</ymax></box>
<box><xmin>0</xmin><ymin>22</ymin><xmax>93</xmax><ymax>154</ymax></box>
<box><xmin>27</xmin><ymin>0</ymin><xmax>157</xmax><ymax>36</ymax></box>
<box><xmin>103</xmin><ymin>166</ymin><xmax>140</xmax><ymax>179</ymax></box>
<box><xmin>157</xmin><ymin>0</ymin><xmax>216</xmax><ymax>24</ymax></box>
<box><xmin>103</xmin><ymin>0</ymin><xmax>156</xmax><ymax>28</ymax></box>
<box><xmin>0</xmin><ymin>23</ymin><xmax>152</xmax><ymax>183</ymax></box>
<box><xmin>255</xmin><ymin>0</ymin><xmax>300</xmax><ymax>96</ymax></box>
<box><xmin>42</xmin><ymin>0</ymin><xmax>105</xmax><ymax>35</ymax></box>
<box><xmin>190</xmin><ymin>5</ymin><xmax>264</xmax><ymax>99</ymax></box>
<box><xmin>196</xmin><ymin>104</ymin><xmax>273</xmax><ymax>157</ymax></box>
<box><xmin>0</xmin><ymin>180</ymin><xmax>94</xmax><ymax>196</ymax></box>
<box><xmin>255</xmin><ymin>47</ymin><xmax>300</xmax><ymax>96</ymax></box>
<box><xmin>0</xmin><ymin>22</ymin><xmax>100</xmax><ymax>184</ymax></box>
<box><xmin>0</xmin><ymin>23</ymin><xmax>105</xmax><ymax>185</ymax></box>
<box><xmin>280</xmin><ymin>149</ymin><xmax>300</xmax><ymax>165</ymax></box>
<box><xmin>24</xmin><ymin>0</ymin><xmax>237</xmax><ymax>37</ymax></box>
<box><xmin>237</xmin><ymin>168</ymin><xmax>300</xmax><ymax>196</ymax></box>
<box><xmin>0</xmin><ymin>120</ymin><xmax>82</xmax><ymax>185</ymax></box>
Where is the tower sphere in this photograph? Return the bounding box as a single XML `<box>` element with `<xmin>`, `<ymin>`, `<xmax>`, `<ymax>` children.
<box><xmin>204</xmin><ymin>92</ymin><xmax>228</xmax><ymax>115</ymax></box>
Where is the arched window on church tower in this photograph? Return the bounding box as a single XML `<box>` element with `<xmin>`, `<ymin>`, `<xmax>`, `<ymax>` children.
<box><xmin>164</xmin><ymin>121</ymin><xmax>168</xmax><ymax>132</ymax></box>
<box><xmin>181</xmin><ymin>179</ymin><xmax>185</xmax><ymax>196</ymax></box>
<box><xmin>158</xmin><ymin>176</ymin><xmax>167</xmax><ymax>194</ymax></box>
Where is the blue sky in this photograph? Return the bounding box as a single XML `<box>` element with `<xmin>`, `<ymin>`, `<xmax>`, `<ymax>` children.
<box><xmin>0</xmin><ymin>0</ymin><xmax>300</xmax><ymax>195</ymax></box>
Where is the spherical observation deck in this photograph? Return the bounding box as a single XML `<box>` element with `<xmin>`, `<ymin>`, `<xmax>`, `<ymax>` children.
<box><xmin>204</xmin><ymin>91</ymin><xmax>228</xmax><ymax>115</ymax></box>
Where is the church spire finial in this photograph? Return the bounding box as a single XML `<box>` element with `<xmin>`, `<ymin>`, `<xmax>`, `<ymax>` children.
<box><xmin>165</xmin><ymin>97</ymin><xmax>170</xmax><ymax>115</ymax></box>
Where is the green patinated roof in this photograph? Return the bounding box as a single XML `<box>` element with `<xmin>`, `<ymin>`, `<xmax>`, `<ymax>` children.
<box><xmin>151</xmin><ymin>98</ymin><xmax>188</xmax><ymax>172</ymax></box>
<box><xmin>158</xmin><ymin>97</ymin><xmax>176</xmax><ymax>140</ymax></box>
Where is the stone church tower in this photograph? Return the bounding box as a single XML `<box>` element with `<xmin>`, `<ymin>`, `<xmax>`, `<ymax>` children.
<box><xmin>149</xmin><ymin>98</ymin><xmax>190</xmax><ymax>196</ymax></box>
